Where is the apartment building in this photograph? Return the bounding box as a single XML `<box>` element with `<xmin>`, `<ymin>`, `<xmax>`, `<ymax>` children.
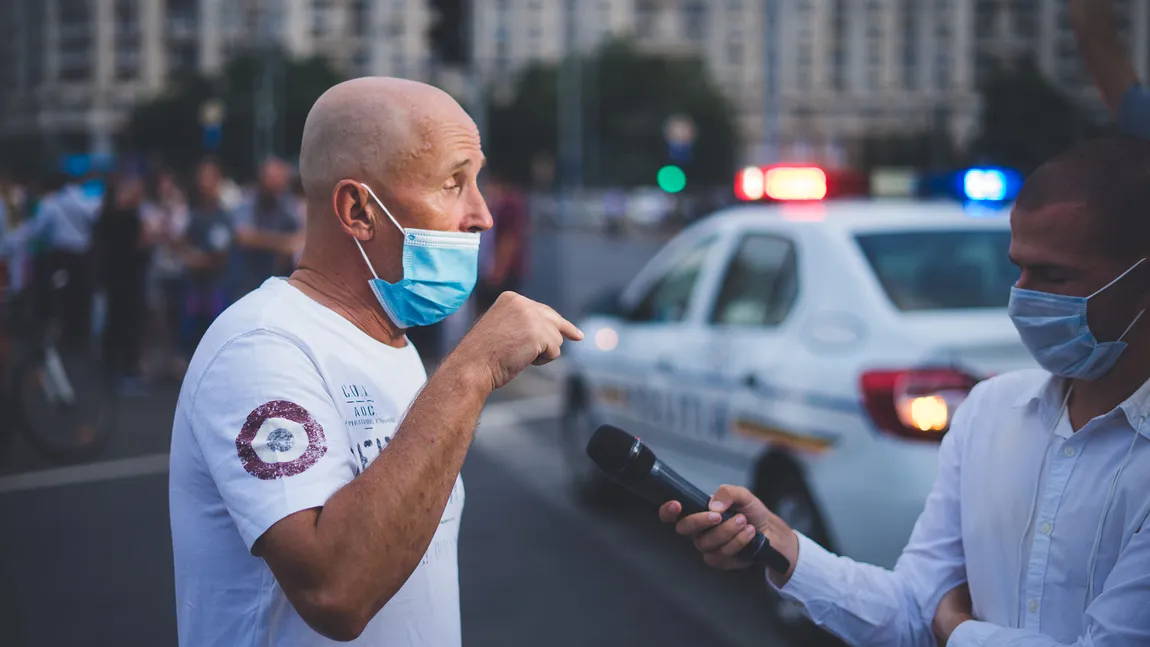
<box><xmin>0</xmin><ymin>0</ymin><xmax>433</xmax><ymax>156</ymax></box>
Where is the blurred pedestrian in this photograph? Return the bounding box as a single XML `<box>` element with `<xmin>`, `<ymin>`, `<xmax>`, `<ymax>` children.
<box><xmin>0</xmin><ymin>173</ymin><xmax>28</xmax><ymax>294</ymax></box>
<box><xmin>661</xmin><ymin>136</ymin><xmax>1150</xmax><ymax>647</ymax></box>
<box><xmin>169</xmin><ymin>76</ymin><xmax>581</xmax><ymax>647</ymax></box>
<box><xmin>141</xmin><ymin>168</ymin><xmax>190</xmax><ymax>379</ymax></box>
<box><xmin>7</xmin><ymin>171</ymin><xmax>102</xmax><ymax>348</ymax></box>
<box><xmin>94</xmin><ymin>173</ymin><xmax>151</xmax><ymax>393</ymax></box>
<box><xmin>476</xmin><ymin>169</ymin><xmax>529</xmax><ymax>315</ymax></box>
<box><xmin>231</xmin><ymin>157</ymin><xmax>303</xmax><ymax>299</ymax></box>
<box><xmin>603</xmin><ymin>188</ymin><xmax>627</xmax><ymax>238</ymax></box>
<box><xmin>180</xmin><ymin>159</ymin><xmax>233</xmax><ymax>358</ymax></box>
<box><xmin>1072</xmin><ymin>0</ymin><xmax>1150</xmax><ymax>138</ymax></box>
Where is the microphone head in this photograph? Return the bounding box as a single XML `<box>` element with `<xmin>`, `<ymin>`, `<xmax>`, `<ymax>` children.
<box><xmin>586</xmin><ymin>425</ymin><xmax>640</xmax><ymax>475</ymax></box>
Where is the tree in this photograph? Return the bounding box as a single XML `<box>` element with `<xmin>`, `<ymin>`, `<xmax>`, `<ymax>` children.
<box><xmin>122</xmin><ymin>50</ymin><xmax>343</xmax><ymax>180</ymax></box>
<box><xmin>485</xmin><ymin>39</ymin><xmax>739</xmax><ymax>189</ymax></box>
<box><xmin>969</xmin><ymin>58</ymin><xmax>1105</xmax><ymax>175</ymax></box>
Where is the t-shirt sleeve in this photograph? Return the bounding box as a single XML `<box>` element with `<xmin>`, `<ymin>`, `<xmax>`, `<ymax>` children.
<box><xmin>188</xmin><ymin>330</ymin><xmax>356</xmax><ymax>550</ymax></box>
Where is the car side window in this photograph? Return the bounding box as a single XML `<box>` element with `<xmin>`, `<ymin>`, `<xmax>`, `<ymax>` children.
<box><xmin>629</xmin><ymin>236</ymin><xmax>716</xmax><ymax>324</ymax></box>
<box><xmin>710</xmin><ymin>234</ymin><xmax>799</xmax><ymax>326</ymax></box>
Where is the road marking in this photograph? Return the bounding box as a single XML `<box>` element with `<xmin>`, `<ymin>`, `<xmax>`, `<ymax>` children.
<box><xmin>0</xmin><ymin>395</ymin><xmax>563</xmax><ymax>495</ymax></box>
<box><xmin>480</xmin><ymin>394</ymin><xmax>562</xmax><ymax>428</ymax></box>
<box><xmin>0</xmin><ymin>453</ymin><xmax>171</xmax><ymax>495</ymax></box>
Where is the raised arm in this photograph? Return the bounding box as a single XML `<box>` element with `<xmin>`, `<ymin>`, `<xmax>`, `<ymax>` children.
<box><xmin>1071</xmin><ymin>0</ymin><xmax>1141</xmax><ymax>118</ymax></box>
<box><xmin>198</xmin><ymin>293</ymin><xmax>580</xmax><ymax>641</ymax></box>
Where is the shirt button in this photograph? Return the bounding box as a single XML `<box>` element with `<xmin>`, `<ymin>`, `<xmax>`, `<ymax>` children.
<box><xmin>1040</xmin><ymin>521</ymin><xmax>1052</xmax><ymax>535</ymax></box>
<box><xmin>1028</xmin><ymin>599</ymin><xmax>1039</xmax><ymax>613</ymax></box>
<box><xmin>1063</xmin><ymin>446</ymin><xmax>1077</xmax><ymax>458</ymax></box>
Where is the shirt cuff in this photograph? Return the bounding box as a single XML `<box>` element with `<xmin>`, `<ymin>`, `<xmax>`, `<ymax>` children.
<box><xmin>947</xmin><ymin>620</ymin><xmax>1000</xmax><ymax>647</ymax></box>
<box><xmin>766</xmin><ymin>531</ymin><xmax>839</xmax><ymax>604</ymax></box>
<box><xmin>1118</xmin><ymin>83</ymin><xmax>1150</xmax><ymax>139</ymax></box>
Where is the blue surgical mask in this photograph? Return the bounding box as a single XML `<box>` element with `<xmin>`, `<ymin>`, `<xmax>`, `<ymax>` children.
<box><xmin>1008</xmin><ymin>258</ymin><xmax>1147</xmax><ymax>381</ymax></box>
<box><xmin>354</xmin><ymin>183</ymin><xmax>480</xmax><ymax>329</ymax></box>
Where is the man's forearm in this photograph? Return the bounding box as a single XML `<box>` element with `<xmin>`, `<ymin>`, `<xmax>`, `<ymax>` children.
<box><xmin>310</xmin><ymin>356</ymin><xmax>490</xmax><ymax>622</ymax></box>
<box><xmin>1072</xmin><ymin>0</ymin><xmax>1139</xmax><ymax>115</ymax></box>
<box><xmin>775</xmin><ymin>534</ymin><xmax>949</xmax><ymax>647</ymax></box>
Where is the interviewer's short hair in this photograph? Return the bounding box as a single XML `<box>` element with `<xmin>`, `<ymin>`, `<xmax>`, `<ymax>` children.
<box><xmin>1015</xmin><ymin>135</ymin><xmax>1150</xmax><ymax>258</ymax></box>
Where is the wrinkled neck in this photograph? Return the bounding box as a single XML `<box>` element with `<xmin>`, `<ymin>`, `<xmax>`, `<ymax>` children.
<box><xmin>291</xmin><ymin>242</ymin><xmax>406</xmax><ymax>348</ymax></box>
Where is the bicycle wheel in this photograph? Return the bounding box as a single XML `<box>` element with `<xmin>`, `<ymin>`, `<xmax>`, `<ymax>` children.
<box><xmin>12</xmin><ymin>343</ymin><xmax>118</xmax><ymax>462</ymax></box>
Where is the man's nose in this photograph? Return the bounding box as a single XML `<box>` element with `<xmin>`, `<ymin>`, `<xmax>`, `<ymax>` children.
<box><xmin>465</xmin><ymin>188</ymin><xmax>493</xmax><ymax>233</ymax></box>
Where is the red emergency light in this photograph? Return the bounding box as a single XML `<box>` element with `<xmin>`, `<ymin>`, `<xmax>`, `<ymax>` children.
<box><xmin>736</xmin><ymin>165</ymin><xmax>829</xmax><ymax>202</ymax></box>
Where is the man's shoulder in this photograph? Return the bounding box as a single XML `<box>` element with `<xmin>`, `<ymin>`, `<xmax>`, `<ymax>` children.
<box><xmin>950</xmin><ymin>369</ymin><xmax>1049</xmax><ymax>447</ymax></box>
<box><xmin>970</xmin><ymin>368</ymin><xmax>1049</xmax><ymax>406</ymax></box>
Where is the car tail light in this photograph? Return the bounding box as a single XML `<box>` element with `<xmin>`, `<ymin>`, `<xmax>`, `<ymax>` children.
<box><xmin>860</xmin><ymin>368</ymin><xmax>980</xmax><ymax>442</ymax></box>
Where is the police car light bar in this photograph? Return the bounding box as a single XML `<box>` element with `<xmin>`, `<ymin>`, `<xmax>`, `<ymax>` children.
<box><xmin>735</xmin><ymin>165</ymin><xmax>1021</xmax><ymax>203</ymax></box>
<box><xmin>736</xmin><ymin>166</ymin><xmax>828</xmax><ymax>202</ymax></box>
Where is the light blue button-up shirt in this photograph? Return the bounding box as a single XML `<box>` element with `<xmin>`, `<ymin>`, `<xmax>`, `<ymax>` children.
<box><xmin>773</xmin><ymin>369</ymin><xmax>1150</xmax><ymax>646</ymax></box>
<box><xmin>3</xmin><ymin>185</ymin><xmax>102</xmax><ymax>255</ymax></box>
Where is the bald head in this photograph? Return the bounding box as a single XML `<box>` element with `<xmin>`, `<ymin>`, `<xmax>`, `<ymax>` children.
<box><xmin>299</xmin><ymin>77</ymin><xmax>475</xmax><ymax>216</ymax></box>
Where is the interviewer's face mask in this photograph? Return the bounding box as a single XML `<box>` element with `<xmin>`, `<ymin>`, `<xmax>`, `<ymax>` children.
<box><xmin>352</xmin><ymin>183</ymin><xmax>480</xmax><ymax>329</ymax></box>
<box><xmin>1008</xmin><ymin>258</ymin><xmax>1146</xmax><ymax>381</ymax></box>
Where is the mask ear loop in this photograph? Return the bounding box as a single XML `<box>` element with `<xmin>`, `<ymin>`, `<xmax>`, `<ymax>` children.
<box><xmin>1087</xmin><ymin>258</ymin><xmax>1147</xmax><ymax>299</ymax></box>
<box><xmin>1085</xmin><ymin>418</ymin><xmax>1143</xmax><ymax>606</ymax></box>
<box><xmin>359</xmin><ymin>183</ymin><xmax>405</xmax><ymax>233</ymax></box>
<box><xmin>353</xmin><ymin>183</ymin><xmax>405</xmax><ymax>281</ymax></box>
<box><xmin>1016</xmin><ymin>383</ymin><xmax>1072</xmax><ymax>626</ymax></box>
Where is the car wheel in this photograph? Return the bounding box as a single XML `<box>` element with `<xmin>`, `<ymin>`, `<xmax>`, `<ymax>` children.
<box><xmin>758</xmin><ymin>465</ymin><xmax>844</xmax><ymax>647</ymax></box>
<box><xmin>560</xmin><ymin>381</ymin><xmax>619</xmax><ymax>504</ymax></box>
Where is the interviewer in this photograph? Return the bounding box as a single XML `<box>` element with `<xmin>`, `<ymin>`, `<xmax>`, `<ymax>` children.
<box><xmin>660</xmin><ymin>137</ymin><xmax>1150</xmax><ymax>646</ymax></box>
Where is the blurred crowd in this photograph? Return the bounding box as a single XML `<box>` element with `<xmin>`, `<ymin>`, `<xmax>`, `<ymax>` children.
<box><xmin>0</xmin><ymin>158</ymin><xmax>532</xmax><ymax>393</ymax></box>
<box><xmin>0</xmin><ymin>157</ymin><xmax>307</xmax><ymax>394</ymax></box>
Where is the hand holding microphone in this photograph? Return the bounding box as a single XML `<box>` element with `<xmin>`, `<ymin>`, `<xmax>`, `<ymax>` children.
<box><xmin>658</xmin><ymin>485</ymin><xmax>799</xmax><ymax>584</ymax></box>
<box><xmin>586</xmin><ymin>425</ymin><xmax>797</xmax><ymax>579</ymax></box>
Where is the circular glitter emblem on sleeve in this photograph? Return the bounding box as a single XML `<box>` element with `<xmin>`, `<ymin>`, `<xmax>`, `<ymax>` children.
<box><xmin>236</xmin><ymin>400</ymin><xmax>328</xmax><ymax>480</ymax></box>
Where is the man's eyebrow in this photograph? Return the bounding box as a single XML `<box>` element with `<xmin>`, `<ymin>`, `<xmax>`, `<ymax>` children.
<box><xmin>448</xmin><ymin>157</ymin><xmax>486</xmax><ymax>173</ymax></box>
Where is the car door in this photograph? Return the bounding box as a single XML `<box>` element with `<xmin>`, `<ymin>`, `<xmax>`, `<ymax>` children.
<box><xmin>695</xmin><ymin>231</ymin><xmax>804</xmax><ymax>492</ymax></box>
<box><xmin>607</xmin><ymin>233</ymin><xmax>724</xmax><ymax>448</ymax></box>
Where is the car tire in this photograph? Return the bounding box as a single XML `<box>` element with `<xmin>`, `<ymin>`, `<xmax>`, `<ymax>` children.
<box><xmin>758</xmin><ymin>463</ymin><xmax>845</xmax><ymax>647</ymax></box>
<box><xmin>560</xmin><ymin>380</ymin><xmax>621</xmax><ymax>505</ymax></box>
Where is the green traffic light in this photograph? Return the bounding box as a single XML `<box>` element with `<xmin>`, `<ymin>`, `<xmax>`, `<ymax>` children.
<box><xmin>657</xmin><ymin>165</ymin><xmax>687</xmax><ymax>193</ymax></box>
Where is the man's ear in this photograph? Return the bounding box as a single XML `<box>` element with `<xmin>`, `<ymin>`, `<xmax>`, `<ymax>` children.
<box><xmin>332</xmin><ymin>180</ymin><xmax>374</xmax><ymax>241</ymax></box>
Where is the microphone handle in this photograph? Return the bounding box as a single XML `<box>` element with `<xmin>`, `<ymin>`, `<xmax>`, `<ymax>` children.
<box><xmin>639</xmin><ymin>462</ymin><xmax>791</xmax><ymax>574</ymax></box>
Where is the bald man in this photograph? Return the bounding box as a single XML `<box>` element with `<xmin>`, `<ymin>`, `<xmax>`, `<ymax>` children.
<box><xmin>168</xmin><ymin>78</ymin><xmax>583</xmax><ymax>647</ymax></box>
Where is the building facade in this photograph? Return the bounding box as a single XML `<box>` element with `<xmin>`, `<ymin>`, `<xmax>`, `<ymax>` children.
<box><xmin>2</xmin><ymin>0</ymin><xmax>1149</xmax><ymax>165</ymax></box>
<box><xmin>0</xmin><ymin>0</ymin><xmax>433</xmax><ymax>157</ymax></box>
<box><xmin>469</xmin><ymin>0</ymin><xmax>1150</xmax><ymax>167</ymax></box>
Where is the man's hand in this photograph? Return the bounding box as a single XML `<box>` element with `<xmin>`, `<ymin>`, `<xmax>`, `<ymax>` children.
<box><xmin>447</xmin><ymin>292</ymin><xmax>583</xmax><ymax>391</ymax></box>
<box><xmin>932</xmin><ymin>583</ymin><xmax>974</xmax><ymax>647</ymax></box>
<box><xmin>658</xmin><ymin>485</ymin><xmax>800</xmax><ymax>585</ymax></box>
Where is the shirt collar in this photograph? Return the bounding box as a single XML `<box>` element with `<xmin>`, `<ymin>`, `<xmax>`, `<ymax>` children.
<box><xmin>1013</xmin><ymin>372</ymin><xmax>1150</xmax><ymax>438</ymax></box>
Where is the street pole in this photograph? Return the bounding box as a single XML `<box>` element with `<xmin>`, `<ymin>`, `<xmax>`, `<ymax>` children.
<box><xmin>556</xmin><ymin>0</ymin><xmax>583</xmax><ymax>316</ymax></box>
<box><xmin>762</xmin><ymin>0</ymin><xmax>778</xmax><ymax>165</ymax></box>
<box><xmin>253</xmin><ymin>0</ymin><xmax>280</xmax><ymax>171</ymax></box>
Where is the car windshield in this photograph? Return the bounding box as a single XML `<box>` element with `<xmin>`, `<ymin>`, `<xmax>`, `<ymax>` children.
<box><xmin>854</xmin><ymin>229</ymin><xmax>1018</xmax><ymax>311</ymax></box>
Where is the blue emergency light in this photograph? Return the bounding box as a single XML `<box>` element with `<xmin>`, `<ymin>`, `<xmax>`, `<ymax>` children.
<box><xmin>960</xmin><ymin>167</ymin><xmax>1022</xmax><ymax>203</ymax></box>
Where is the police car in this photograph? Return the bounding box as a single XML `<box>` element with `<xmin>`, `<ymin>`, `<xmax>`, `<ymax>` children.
<box><xmin>560</xmin><ymin>168</ymin><xmax>1035</xmax><ymax>630</ymax></box>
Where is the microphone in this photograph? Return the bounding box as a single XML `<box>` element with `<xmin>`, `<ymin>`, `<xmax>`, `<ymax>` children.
<box><xmin>586</xmin><ymin>425</ymin><xmax>791</xmax><ymax>574</ymax></box>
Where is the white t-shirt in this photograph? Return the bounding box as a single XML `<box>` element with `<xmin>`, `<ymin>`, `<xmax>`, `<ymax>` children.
<box><xmin>169</xmin><ymin>277</ymin><xmax>464</xmax><ymax>647</ymax></box>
